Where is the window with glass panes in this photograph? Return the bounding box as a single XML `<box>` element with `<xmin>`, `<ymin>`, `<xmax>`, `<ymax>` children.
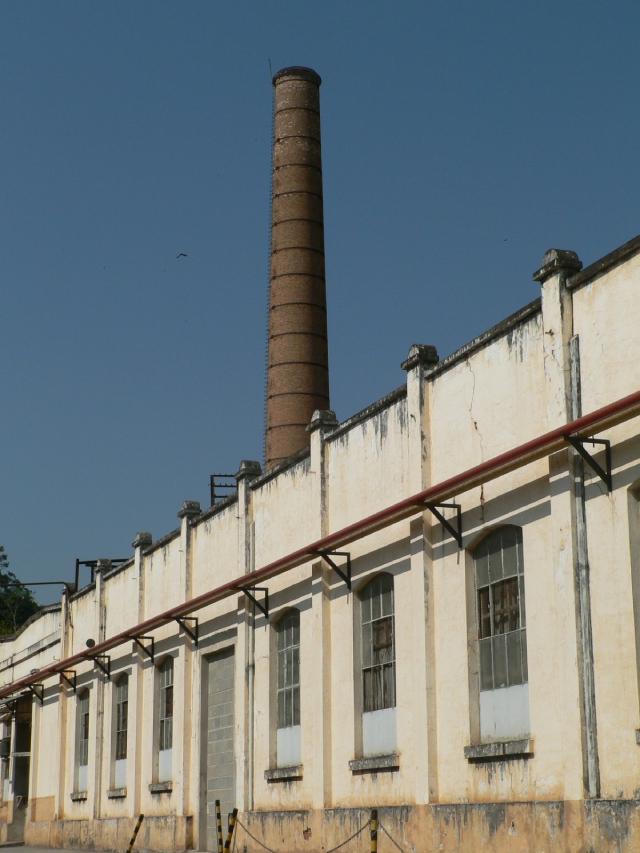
<box><xmin>360</xmin><ymin>573</ymin><xmax>395</xmax><ymax>712</ymax></box>
<box><xmin>159</xmin><ymin>658</ymin><xmax>173</xmax><ymax>751</ymax></box>
<box><xmin>78</xmin><ymin>691</ymin><xmax>89</xmax><ymax>768</ymax></box>
<box><xmin>115</xmin><ymin>675</ymin><xmax>128</xmax><ymax>761</ymax></box>
<box><xmin>276</xmin><ymin>610</ymin><xmax>300</xmax><ymax>730</ymax></box>
<box><xmin>474</xmin><ymin>526</ymin><xmax>527</xmax><ymax>691</ymax></box>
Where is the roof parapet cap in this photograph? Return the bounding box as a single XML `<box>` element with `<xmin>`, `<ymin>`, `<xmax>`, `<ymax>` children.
<box><xmin>307</xmin><ymin>409</ymin><xmax>338</xmax><ymax>433</ymax></box>
<box><xmin>401</xmin><ymin>344</ymin><xmax>439</xmax><ymax>372</ymax></box>
<box><xmin>236</xmin><ymin>460</ymin><xmax>262</xmax><ymax>482</ymax></box>
<box><xmin>95</xmin><ymin>559</ymin><xmax>112</xmax><ymax>574</ymax></box>
<box><xmin>533</xmin><ymin>248</ymin><xmax>582</xmax><ymax>283</ymax></box>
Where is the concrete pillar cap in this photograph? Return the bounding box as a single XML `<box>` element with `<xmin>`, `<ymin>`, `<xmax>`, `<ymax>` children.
<box><xmin>533</xmin><ymin>248</ymin><xmax>582</xmax><ymax>283</ymax></box>
<box><xmin>132</xmin><ymin>531</ymin><xmax>152</xmax><ymax>549</ymax></box>
<box><xmin>307</xmin><ymin>409</ymin><xmax>338</xmax><ymax>433</ymax></box>
<box><xmin>235</xmin><ymin>460</ymin><xmax>262</xmax><ymax>482</ymax></box>
<box><xmin>177</xmin><ymin>500</ymin><xmax>201</xmax><ymax>519</ymax></box>
<box><xmin>401</xmin><ymin>344</ymin><xmax>439</xmax><ymax>372</ymax></box>
<box><xmin>95</xmin><ymin>558</ymin><xmax>112</xmax><ymax>573</ymax></box>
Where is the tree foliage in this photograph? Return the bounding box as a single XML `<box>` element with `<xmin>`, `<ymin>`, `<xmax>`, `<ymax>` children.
<box><xmin>0</xmin><ymin>547</ymin><xmax>41</xmax><ymax>638</ymax></box>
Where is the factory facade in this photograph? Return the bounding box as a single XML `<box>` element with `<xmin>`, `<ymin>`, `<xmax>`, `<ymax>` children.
<box><xmin>2</xmin><ymin>68</ymin><xmax>640</xmax><ymax>853</ymax></box>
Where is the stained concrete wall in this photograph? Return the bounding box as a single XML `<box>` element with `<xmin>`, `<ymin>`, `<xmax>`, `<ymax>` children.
<box><xmin>1</xmin><ymin>236</ymin><xmax>640</xmax><ymax>851</ymax></box>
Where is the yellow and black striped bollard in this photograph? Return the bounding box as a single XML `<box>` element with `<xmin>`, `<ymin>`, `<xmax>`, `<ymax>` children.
<box><xmin>215</xmin><ymin>800</ymin><xmax>223</xmax><ymax>853</ymax></box>
<box><xmin>126</xmin><ymin>813</ymin><xmax>144</xmax><ymax>853</ymax></box>
<box><xmin>370</xmin><ymin>808</ymin><xmax>378</xmax><ymax>853</ymax></box>
<box><xmin>224</xmin><ymin>807</ymin><xmax>238</xmax><ymax>852</ymax></box>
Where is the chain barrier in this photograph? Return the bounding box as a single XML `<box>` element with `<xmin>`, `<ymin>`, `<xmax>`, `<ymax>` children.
<box><xmin>378</xmin><ymin>820</ymin><xmax>409</xmax><ymax>853</ymax></box>
<box><xmin>234</xmin><ymin>817</ymin><xmax>371</xmax><ymax>853</ymax></box>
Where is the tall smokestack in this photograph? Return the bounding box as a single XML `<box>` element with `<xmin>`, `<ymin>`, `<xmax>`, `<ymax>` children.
<box><xmin>264</xmin><ymin>67</ymin><xmax>330</xmax><ymax>469</ymax></box>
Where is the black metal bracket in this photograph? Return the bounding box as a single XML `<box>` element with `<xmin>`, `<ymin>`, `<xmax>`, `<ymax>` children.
<box><xmin>90</xmin><ymin>655</ymin><xmax>111</xmax><ymax>679</ymax></box>
<box><xmin>26</xmin><ymin>683</ymin><xmax>44</xmax><ymax>705</ymax></box>
<box><xmin>317</xmin><ymin>551</ymin><xmax>352</xmax><ymax>590</ymax></box>
<box><xmin>130</xmin><ymin>635</ymin><xmax>155</xmax><ymax>662</ymax></box>
<box><xmin>0</xmin><ymin>700</ymin><xmax>16</xmax><ymax>718</ymax></box>
<box><xmin>565</xmin><ymin>435</ymin><xmax>612</xmax><ymax>492</ymax></box>
<box><xmin>174</xmin><ymin>616</ymin><xmax>199</xmax><ymax>647</ymax></box>
<box><xmin>239</xmin><ymin>586</ymin><xmax>269</xmax><ymax>619</ymax></box>
<box><xmin>59</xmin><ymin>670</ymin><xmax>77</xmax><ymax>693</ymax></box>
<box><xmin>422</xmin><ymin>502</ymin><xmax>463</xmax><ymax>548</ymax></box>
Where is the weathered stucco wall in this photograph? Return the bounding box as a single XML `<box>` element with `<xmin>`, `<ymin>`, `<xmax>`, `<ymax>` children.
<box><xmin>1</xmin><ymin>237</ymin><xmax>640</xmax><ymax>852</ymax></box>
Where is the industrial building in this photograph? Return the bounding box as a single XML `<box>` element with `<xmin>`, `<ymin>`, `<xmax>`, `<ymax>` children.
<box><xmin>1</xmin><ymin>67</ymin><xmax>640</xmax><ymax>852</ymax></box>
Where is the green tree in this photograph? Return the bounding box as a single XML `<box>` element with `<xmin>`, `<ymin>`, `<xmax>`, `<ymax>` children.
<box><xmin>0</xmin><ymin>547</ymin><xmax>41</xmax><ymax>637</ymax></box>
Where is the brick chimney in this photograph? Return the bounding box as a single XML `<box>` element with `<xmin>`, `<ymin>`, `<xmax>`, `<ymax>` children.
<box><xmin>264</xmin><ymin>67</ymin><xmax>330</xmax><ymax>469</ymax></box>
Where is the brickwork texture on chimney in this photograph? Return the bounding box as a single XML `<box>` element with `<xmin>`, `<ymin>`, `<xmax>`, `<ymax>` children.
<box><xmin>264</xmin><ymin>67</ymin><xmax>330</xmax><ymax>469</ymax></box>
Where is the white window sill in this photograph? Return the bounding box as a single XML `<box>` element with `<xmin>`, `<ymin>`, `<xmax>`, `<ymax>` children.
<box><xmin>464</xmin><ymin>738</ymin><xmax>534</xmax><ymax>762</ymax></box>
<box><xmin>148</xmin><ymin>781</ymin><xmax>172</xmax><ymax>794</ymax></box>
<box><xmin>349</xmin><ymin>754</ymin><xmax>399</xmax><ymax>773</ymax></box>
<box><xmin>265</xmin><ymin>765</ymin><xmax>303</xmax><ymax>782</ymax></box>
<box><xmin>107</xmin><ymin>787</ymin><xmax>127</xmax><ymax>799</ymax></box>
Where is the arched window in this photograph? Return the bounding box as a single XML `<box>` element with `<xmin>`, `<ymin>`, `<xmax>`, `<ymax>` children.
<box><xmin>157</xmin><ymin>657</ymin><xmax>174</xmax><ymax>782</ymax></box>
<box><xmin>472</xmin><ymin>526</ymin><xmax>529</xmax><ymax>741</ymax></box>
<box><xmin>76</xmin><ymin>690</ymin><xmax>90</xmax><ymax>793</ymax></box>
<box><xmin>113</xmin><ymin>674</ymin><xmax>128</xmax><ymax>788</ymax></box>
<box><xmin>275</xmin><ymin>609</ymin><xmax>300</xmax><ymax>766</ymax></box>
<box><xmin>359</xmin><ymin>573</ymin><xmax>396</xmax><ymax>756</ymax></box>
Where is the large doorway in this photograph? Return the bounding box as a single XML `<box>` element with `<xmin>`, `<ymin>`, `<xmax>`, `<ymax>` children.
<box><xmin>8</xmin><ymin>697</ymin><xmax>32</xmax><ymax>843</ymax></box>
<box><xmin>201</xmin><ymin>648</ymin><xmax>236</xmax><ymax>851</ymax></box>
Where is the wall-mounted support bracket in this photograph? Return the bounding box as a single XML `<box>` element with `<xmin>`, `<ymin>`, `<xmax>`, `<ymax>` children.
<box><xmin>129</xmin><ymin>635</ymin><xmax>155</xmax><ymax>662</ymax></box>
<box><xmin>239</xmin><ymin>586</ymin><xmax>269</xmax><ymax>619</ymax></box>
<box><xmin>565</xmin><ymin>435</ymin><xmax>612</xmax><ymax>492</ymax></box>
<box><xmin>317</xmin><ymin>551</ymin><xmax>352</xmax><ymax>590</ymax></box>
<box><xmin>59</xmin><ymin>670</ymin><xmax>77</xmax><ymax>693</ymax></box>
<box><xmin>174</xmin><ymin>616</ymin><xmax>199</xmax><ymax>647</ymax></box>
<box><xmin>422</xmin><ymin>502</ymin><xmax>463</xmax><ymax>548</ymax></box>
<box><xmin>91</xmin><ymin>655</ymin><xmax>111</xmax><ymax>679</ymax></box>
<box><xmin>0</xmin><ymin>699</ymin><xmax>16</xmax><ymax>717</ymax></box>
<box><xmin>26</xmin><ymin>683</ymin><xmax>44</xmax><ymax>705</ymax></box>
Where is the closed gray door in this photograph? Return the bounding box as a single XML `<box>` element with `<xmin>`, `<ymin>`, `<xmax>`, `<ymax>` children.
<box><xmin>204</xmin><ymin>648</ymin><xmax>236</xmax><ymax>850</ymax></box>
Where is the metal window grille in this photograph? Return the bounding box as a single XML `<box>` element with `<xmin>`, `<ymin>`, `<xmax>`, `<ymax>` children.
<box><xmin>276</xmin><ymin>610</ymin><xmax>300</xmax><ymax>729</ymax></box>
<box><xmin>115</xmin><ymin>675</ymin><xmax>128</xmax><ymax>761</ymax></box>
<box><xmin>78</xmin><ymin>691</ymin><xmax>89</xmax><ymax>767</ymax></box>
<box><xmin>159</xmin><ymin>658</ymin><xmax>173</xmax><ymax>752</ymax></box>
<box><xmin>474</xmin><ymin>526</ymin><xmax>528</xmax><ymax>691</ymax></box>
<box><xmin>361</xmin><ymin>574</ymin><xmax>396</xmax><ymax>713</ymax></box>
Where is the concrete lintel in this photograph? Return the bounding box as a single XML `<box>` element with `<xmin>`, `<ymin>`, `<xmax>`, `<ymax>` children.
<box><xmin>349</xmin><ymin>753</ymin><xmax>400</xmax><ymax>773</ymax></box>
<box><xmin>148</xmin><ymin>781</ymin><xmax>173</xmax><ymax>794</ymax></box>
<box><xmin>533</xmin><ymin>248</ymin><xmax>582</xmax><ymax>283</ymax></box>
<box><xmin>464</xmin><ymin>738</ymin><xmax>534</xmax><ymax>761</ymax></box>
<box><xmin>106</xmin><ymin>787</ymin><xmax>127</xmax><ymax>799</ymax></box>
<box><xmin>69</xmin><ymin>791</ymin><xmax>88</xmax><ymax>802</ymax></box>
<box><xmin>264</xmin><ymin>764</ymin><xmax>304</xmax><ymax>782</ymax></box>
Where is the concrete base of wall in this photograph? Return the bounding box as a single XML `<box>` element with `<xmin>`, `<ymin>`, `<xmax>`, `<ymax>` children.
<box><xmin>238</xmin><ymin>801</ymin><xmax>640</xmax><ymax>853</ymax></box>
<box><xmin>24</xmin><ymin>813</ymin><xmax>193</xmax><ymax>852</ymax></box>
<box><xmin>18</xmin><ymin>800</ymin><xmax>640</xmax><ymax>852</ymax></box>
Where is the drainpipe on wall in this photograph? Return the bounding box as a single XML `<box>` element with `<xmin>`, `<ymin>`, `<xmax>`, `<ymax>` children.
<box><xmin>534</xmin><ymin>248</ymin><xmax>600</xmax><ymax>799</ymax></box>
<box><xmin>236</xmin><ymin>461</ymin><xmax>261</xmax><ymax>812</ymax></box>
<box><xmin>93</xmin><ymin>558</ymin><xmax>111</xmax><ymax>819</ymax></box>
<box><xmin>569</xmin><ymin>334</ymin><xmax>600</xmax><ymax>798</ymax></box>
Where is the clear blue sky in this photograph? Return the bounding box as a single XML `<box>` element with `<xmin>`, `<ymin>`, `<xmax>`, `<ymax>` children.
<box><xmin>2</xmin><ymin>2</ymin><xmax>639</xmax><ymax>604</ymax></box>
